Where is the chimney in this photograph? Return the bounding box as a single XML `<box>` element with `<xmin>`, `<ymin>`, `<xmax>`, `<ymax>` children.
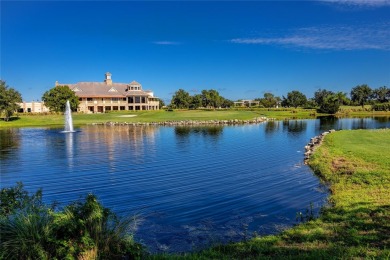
<box><xmin>104</xmin><ymin>72</ymin><xmax>112</xmax><ymax>85</ymax></box>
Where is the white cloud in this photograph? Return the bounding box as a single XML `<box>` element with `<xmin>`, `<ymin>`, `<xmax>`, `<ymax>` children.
<box><xmin>320</xmin><ymin>0</ymin><xmax>390</xmax><ymax>7</ymax></box>
<box><xmin>230</xmin><ymin>24</ymin><xmax>390</xmax><ymax>51</ymax></box>
<box><xmin>153</xmin><ymin>41</ymin><xmax>181</xmax><ymax>45</ymax></box>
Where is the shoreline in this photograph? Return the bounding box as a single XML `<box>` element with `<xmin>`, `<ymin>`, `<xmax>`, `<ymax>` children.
<box><xmin>89</xmin><ymin>117</ymin><xmax>274</xmax><ymax>126</ymax></box>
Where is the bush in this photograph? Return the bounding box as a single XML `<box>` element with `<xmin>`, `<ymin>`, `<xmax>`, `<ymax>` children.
<box><xmin>0</xmin><ymin>183</ymin><xmax>144</xmax><ymax>259</ymax></box>
<box><xmin>372</xmin><ymin>103</ymin><xmax>390</xmax><ymax>111</ymax></box>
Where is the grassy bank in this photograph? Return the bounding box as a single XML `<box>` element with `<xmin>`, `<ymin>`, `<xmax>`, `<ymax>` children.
<box><xmin>0</xmin><ymin>109</ymin><xmax>308</xmax><ymax>128</ymax></box>
<box><xmin>163</xmin><ymin>129</ymin><xmax>390</xmax><ymax>259</ymax></box>
<box><xmin>2</xmin><ymin>108</ymin><xmax>388</xmax><ymax>128</ymax></box>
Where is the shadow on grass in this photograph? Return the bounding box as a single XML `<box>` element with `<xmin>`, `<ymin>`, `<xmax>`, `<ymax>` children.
<box><xmin>1</xmin><ymin>116</ymin><xmax>20</xmax><ymax>122</ymax></box>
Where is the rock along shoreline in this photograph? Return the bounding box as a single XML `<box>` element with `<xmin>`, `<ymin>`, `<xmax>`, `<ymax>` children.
<box><xmin>304</xmin><ymin>129</ymin><xmax>336</xmax><ymax>164</ymax></box>
<box><xmin>89</xmin><ymin>116</ymin><xmax>274</xmax><ymax>126</ymax></box>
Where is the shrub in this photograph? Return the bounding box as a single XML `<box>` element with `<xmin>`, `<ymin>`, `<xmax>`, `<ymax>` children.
<box><xmin>372</xmin><ymin>103</ymin><xmax>390</xmax><ymax>111</ymax></box>
<box><xmin>0</xmin><ymin>183</ymin><xmax>144</xmax><ymax>259</ymax></box>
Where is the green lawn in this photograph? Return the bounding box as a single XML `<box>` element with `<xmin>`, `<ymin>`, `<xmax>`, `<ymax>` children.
<box><xmin>1</xmin><ymin>108</ymin><xmax>388</xmax><ymax>128</ymax></box>
<box><xmin>160</xmin><ymin>129</ymin><xmax>390</xmax><ymax>259</ymax></box>
<box><xmin>0</xmin><ymin>109</ymin><xmax>313</xmax><ymax>128</ymax></box>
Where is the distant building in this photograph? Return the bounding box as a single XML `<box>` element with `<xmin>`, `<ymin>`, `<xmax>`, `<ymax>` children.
<box><xmin>56</xmin><ymin>72</ymin><xmax>159</xmax><ymax>113</ymax></box>
<box><xmin>234</xmin><ymin>100</ymin><xmax>260</xmax><ymax>107</ymax></box>
<box><xmin>18</xmin><ymin>101</ymin><xmax>49</xmax><ymax>113</ymax></box>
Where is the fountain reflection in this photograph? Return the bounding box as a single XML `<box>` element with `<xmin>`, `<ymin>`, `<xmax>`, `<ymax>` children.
<box><xmin>65</xmin><ymin>130</ymin><xmax>74</xmax><ymax>168</ymax></box>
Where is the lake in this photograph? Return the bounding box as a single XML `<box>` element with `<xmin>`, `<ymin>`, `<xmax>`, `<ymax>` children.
<box><xmin>1</xmin><ymin>116</ymin><xmax>389</xmax><ymax>253</ymax></box>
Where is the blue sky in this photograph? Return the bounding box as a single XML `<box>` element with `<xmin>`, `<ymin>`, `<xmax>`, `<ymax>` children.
<box><xmin>1</xmin><ymin>1</ymin><xmax>389</xmax><ymax>103</ymax></box>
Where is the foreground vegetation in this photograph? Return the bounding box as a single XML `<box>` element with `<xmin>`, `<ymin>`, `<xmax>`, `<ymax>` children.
<box><xmin>0</xmin><ymin>183</ymin><xmax>143</xmax><ymax>259</ymax></box>
<box><xmin>1</xmin><ymin>129</ymin><xmax>389</xmax><ymax>259</ymax></box>
<box><xmin>175</xmin><ymin>129</ymin><xmax>389</xmax><ymax>259</ymax></box>
<box><xmin>1</xmin><ymin>107</ymin><xmax>389</xmax><ymax>128</ymax></box>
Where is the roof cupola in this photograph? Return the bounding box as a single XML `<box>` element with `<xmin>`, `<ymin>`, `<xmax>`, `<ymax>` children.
<box><xmin>104</xmin><ymin>72</ymin><xmax>112</xmax><ymax>85</ymax></box>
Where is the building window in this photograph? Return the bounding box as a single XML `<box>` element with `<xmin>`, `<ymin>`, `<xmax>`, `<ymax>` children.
<box><xmin>141</xmin><ymin>97</ymin><xmax>146</xmax><ymax>103</ymax></box>
<box><xmin>135</xmin><ymin>97</ymin><xmax>141</xmax><ymax>103</ymax></box>
<box><xmin>128</xmin><ymin>97</ymin><xmax>134</xmax><ymax>103</ymax></box>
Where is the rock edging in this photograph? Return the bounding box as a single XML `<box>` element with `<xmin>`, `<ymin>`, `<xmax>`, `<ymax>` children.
<box><xmin>90</xmin><ymin>117</ymin><xmax>274</xmax><ymax>126</ymax></box>
<box><xmin>304</xmin><ymin>129</ymin><xmax>336</xmax><ymax>165</ymax></box>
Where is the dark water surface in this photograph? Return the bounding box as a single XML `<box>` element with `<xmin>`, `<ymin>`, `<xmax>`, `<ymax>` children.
<box><xmin>1</xmin><ymin>117</ymin><xmax>389</xmax><ymax>253</ymax></box>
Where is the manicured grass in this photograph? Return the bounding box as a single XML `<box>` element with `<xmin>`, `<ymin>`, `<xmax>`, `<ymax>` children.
<box><xmin>0</xmin><ymin>109</ymin><xmax>313</xmax><ymax>128</ymax></box>
<box><xmin>159</xmin><ymin>129</ymin><xmax>390</xmax><ymax>259</ymax></box>
<box><xmin>1</xmin><ymin>108</ymin><xmax>388</xmax><ymax>128</ymax></box>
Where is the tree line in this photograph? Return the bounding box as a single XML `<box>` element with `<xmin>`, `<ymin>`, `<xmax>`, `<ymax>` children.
<box><xmin>1</xmin><ymin>81</ymin><xmax>389</xmax><ymax>121</ymax></box>
<box><xmin>170</xmin><ymin>89</ymin><xmax>234</xmax><ymax>109</ymax></box>
<box><xmin>169</xmin><ymin>84</ymin><xmax>390</xmax><ymax>113</ymax></box>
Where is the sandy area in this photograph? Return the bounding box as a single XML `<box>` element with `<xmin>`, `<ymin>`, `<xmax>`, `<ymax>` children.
<box><xmin>117</xmin><ymin>115</ymin><xmax>137</xmax><ymax>117</ymax></box>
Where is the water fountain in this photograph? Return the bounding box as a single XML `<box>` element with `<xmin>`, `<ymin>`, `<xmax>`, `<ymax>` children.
<box><xmin>64</xmin><ymin>100</ymin><xmax>75</xmax><ymax>132</ymax></box>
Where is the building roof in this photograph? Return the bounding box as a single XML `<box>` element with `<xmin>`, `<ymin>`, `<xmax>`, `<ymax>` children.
<box><xmin>58</xmin><ymin>82</ymin><xmax>154</xmax><ymax>98</ymax></box>
<box><xmin>129</xmin><ymin>80</ymin><xmax>141</xmax><ymax>85</ymax></box>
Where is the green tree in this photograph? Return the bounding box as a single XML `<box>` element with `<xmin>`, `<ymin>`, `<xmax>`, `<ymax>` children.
<box><xmin>256</xmin><ymin>92</ymin><xmax>280</xmax><ymax>108</ymax></box>
<box><xmin>202</xmin><ymin>89</ymin><xmax>222</xmax><ymax>108</ymax></box>
<box><xmin>220</xmin><ymin>97</ymin><xmax>234</xmax><ymax>108</ymax></box>
<box><xmin>372</xmin><ymin>86</ymin><xmax>389</xmax><ymax>103</ymax></box>
<box><xmin>314</xmin><ymin>89</ymin><xmax>334</xmax><ymax>107</ymax></box>
<box><xmin>42</xmin><ymin>85</ymin><xmax>79</xmax><ymax>112</ymax></box>
<box><xmin>281</xmin><ymin>91</ymin><xmax>307</xmax><ymax>108</ymax></box>
<box><xmin>190</xmin><ymin>94</ymin><xmax>203</xmax><ymax>109</ymax></box>
<box><xmin>0</xmin><ymin>80</ymin><xmax>22</xmax><ymax>121</ymax></box>
<box><xmin>313</xmin><ymin>89</ymin><xmax>347</xmax><ymax>114</ymax></box>
<box><xmin>170</xmin><ymin>89</ymin><xmax>191</xmax><ymax>109</ymax></box>
<box><xmin>350</xmin><ymin>84</ymin><xmax>372</xmax><ymax>108</ymax></box>
<box><xmin>321</xmin><ymin>93</ymin><xmax>342</xmax><ymax>114</ymax></box>
<box><xmin>335</xmin><ymin>91</ymin><xmax>350</xmax><ymax>106</ymax></box>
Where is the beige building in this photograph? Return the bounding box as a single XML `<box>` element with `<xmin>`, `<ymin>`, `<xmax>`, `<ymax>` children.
<box><xmin>56</xmin><ymin>72</ymin><xmax>159</xmax><ymax>113</ymax></box>
<box><xmin>18</xmin><ymin>101</ymin><xmax>50</xmax><ymax>113</ymax></box>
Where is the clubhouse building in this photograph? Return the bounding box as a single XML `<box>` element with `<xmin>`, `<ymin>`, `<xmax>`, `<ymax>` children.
<box><xmin>56</xmin><ymin>72</ymin><xmax>159</xmax><ymax>113</ymax></box>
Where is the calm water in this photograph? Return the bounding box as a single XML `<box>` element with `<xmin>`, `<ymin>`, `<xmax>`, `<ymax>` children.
<box><xmin>1</xmin><ymin>117</ymin><xmax>389</xmax><ymax>253</ymax></box>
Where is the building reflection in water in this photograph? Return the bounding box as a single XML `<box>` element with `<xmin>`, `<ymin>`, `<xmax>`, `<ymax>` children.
<box><xmin>0</xmin><ymin>128</ymin><xmax>20</xmax><ymax>161</ymax></box>
<box><xmin>78</xmin><ymin>125</ymin><xmax>158</xmax><ymax>171</ymax></box>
